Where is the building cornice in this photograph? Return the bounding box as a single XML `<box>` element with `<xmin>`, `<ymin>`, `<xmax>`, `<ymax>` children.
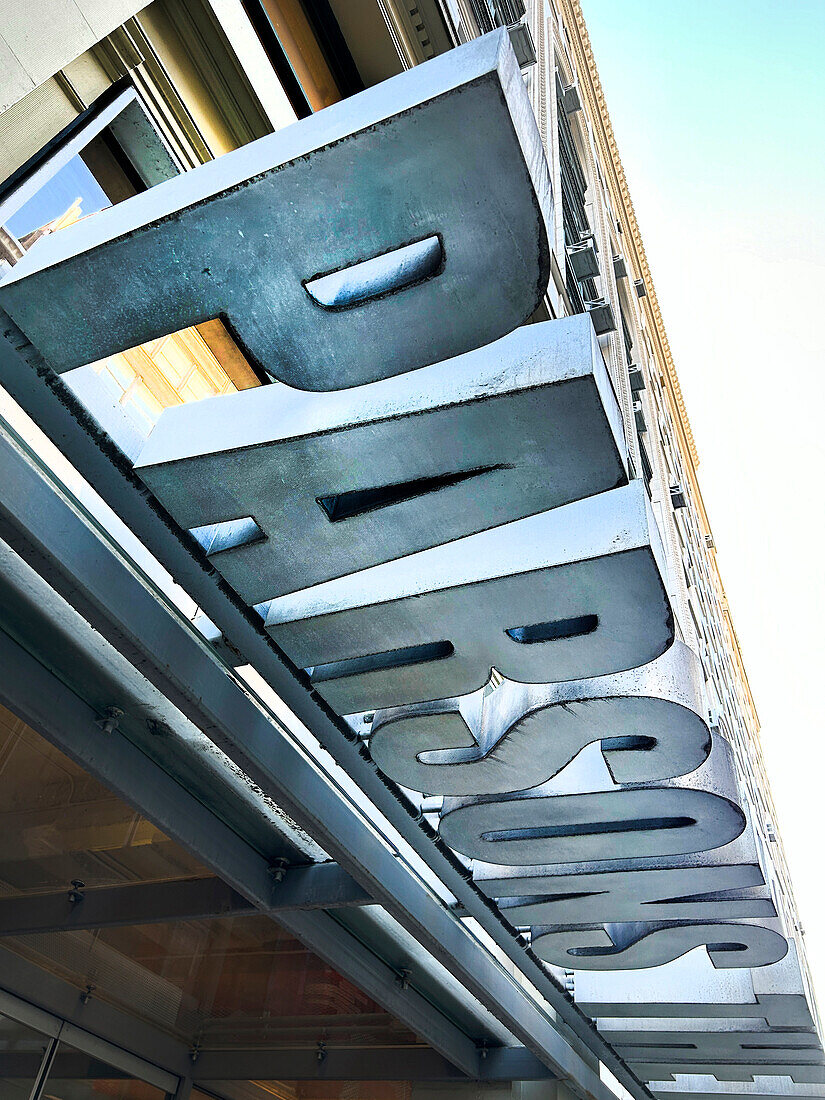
<box><xmin>559</xmin><ymin>0</ymin><xmax>699</xmax><ymax>471</ymax></box>
<box><xmin>558</xmin><ymin>0</ymin><xmax>767</xmax><ymax>727</ymax></box>
<box><xmin>556</xmin><ymin>2</ymin><xmax>825</xmax><ymax>1010</ymax></box>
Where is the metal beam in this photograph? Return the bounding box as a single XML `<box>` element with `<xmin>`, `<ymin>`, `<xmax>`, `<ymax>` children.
<box><xmin>0</xmin><ymin>1046</ymin><xmax>554</xmax><ymax>1084</ymax></box>
<box><xmin>0</xmin><ymin>625</ymin><xmax>482</xmax><ymax>1080</ymax></box>
<box><xmin>0</xmin><ymin>1052</ymin><xmax>130</xmax><ymax>1080</ymax></box>
<box><xmin>0</xmin><ymin>943</ymin><xmax>190</xmax><ymax>1084</ymax></box>
<box><xmin>0</xmin><ymin>941</ymin><xmax>475</xmax><ymax>1093</ymax></box>
<box><xmin>0</xmin><ymin>866</ymin><xmax>369</xmax><ymax>937</ymax></box>
<box><xmin>0</xmin><ymin>326</ymin><xmax>648</xmax><ymax>1100</ymax></box>
<box><xmin>0</xmin><ymin>421</ymin><xmax>591</xmax><ymax>1094</ymax></box>
<box><xmin>194</xmin><ymin>1046</ymin><xmax>556</xmax><ymax>1082</ymax></box>
<box><xmin>169</xmin><ymin>1079</ymin><xmax>193</xmax><ymax>1100</ymax></box>
<box><xmin>27</xmin><ymin>1035</ymin><xmax>59</xmax><ymax>1100</ymax></box>
<box><xmin>0</xmin><ymin>936</ymin><xmax>544</xmax><ymax>1095</ymax></box>
<box><xmin>0</xmin><ymin>879</ymin><xmax>236</xmax><ymax>939</ymax></box>
<box><xmin>0</xmin><ymin>939</ymin><xmax>506</xmax><ymax>1092</ymax></box>
<box><xmin>0</xmin><ymin>929</ymin><xmax>550</xmax><ymax>1092</ymax></box>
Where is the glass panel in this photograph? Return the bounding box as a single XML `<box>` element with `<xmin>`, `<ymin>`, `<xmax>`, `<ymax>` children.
<box><xmin>0</xmin><ymin>1010</ymin><xmax>51</xmax><ymax>1098</ymax></box>
<box><xmin>11</xmin><ymin>914</ymin><xmax>423</xmax><ymax>1049</ymax></box>
<box><xmin>210</xmin><ymin>1085</ymin><xmax>413</xmax><ymax>1100</ymax></box>
<box><xmin>5</xmin><ymin>156</ymin><xmax>111</xmax><ymax>243</ymax></box>
<box><xmin>0</xmin><ymin>703</ymin><xmax>209</xmax><ymax>895</ymax></box>
<box><xmin>79</xmin><ymin>319</ymin><xmax>261</xmax><ymax>439</ymax></box>
<box><xmin>267</xmin><ymin>1086</ymin><xmax>411</xmax><ymax>1100</ymax></box>
<box><xmin>44</xmin><ymin>1039</ymin><xmax>166</xmax><ymax>1099</ymax></box>
<box><xmin>0</xmin><ymin>703</ymin><xmax>424</xmax><ymax>1071</ymax></box>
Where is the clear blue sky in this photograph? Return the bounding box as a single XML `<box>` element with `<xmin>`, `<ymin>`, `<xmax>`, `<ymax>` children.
<box><xmin>581</xmin><ymin>0</ymin><xmax>825</xmax><ymax>241</ymax></box>
<box><xmin>580</xmin><ymin>0</ymin><xmax>825</xmax><ymax>995</ymax></box>
<box><xmin>7</xmin><ymin>157</ymin><xmax>109</xmax><ymax>239</ymax></box>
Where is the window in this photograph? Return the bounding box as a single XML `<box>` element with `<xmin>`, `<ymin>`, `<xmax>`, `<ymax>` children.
<box><xmin>639</xmin><ymin>437</ymin><xmax>654</xmax><ymax>493</ymax></box>
<box><xmin>39</xmin><ymin>1044</ymin><xmax>168</xmax><ymax>1100</ymax></box>
<box><xmin>619</xmin><ymin>305</ymin><xmax>634</xmax><ymax>366</ymax></box>
<box><xmin>62</xmin><ymin>318</ymin><xmax>264</xmax><ymax>460</ymax></box>
<box><xmin>555</xmin><ymin>73</ymin><xmax>596</xmax><ymax>311</ymax></box>
<box><xmin>0</xmin><ymin>81</ymin><xmax>180</xmax><ymax>271</ymax></box>
<box><xmin>0</xmin><ymin>1011</ymin><xmax>52</xmax><ymax>1099</ymax></box>
<box><xmin>0</xmin><ymin>77</ymin><xmax>273</xmax><ymax>450</ymax></box>
<box><xmin>0</xmin><ymin>82</ymin><xmax>266</xmax><ymax>452</ymax></box>
<box><xmin>246</xmin><ymin>0</ymin><xmax>364</xmax><ymax>115</ymax></box>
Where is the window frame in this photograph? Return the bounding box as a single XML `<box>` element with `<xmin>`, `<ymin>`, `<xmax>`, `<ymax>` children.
<box><xmin>0</xmin><ymin>78</ymin><xmax>182</xmax><ymax>256</ymax></box>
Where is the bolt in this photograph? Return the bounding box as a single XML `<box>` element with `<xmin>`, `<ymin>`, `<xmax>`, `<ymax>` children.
<box><xmin>268</xmin><ymin>857</ymin><xmax>289</xmax><ymax>884</ymax></box>
<box><xmin>80</xmin><ymin>984</ymin><xmax>95</xmax><ymax>1005</ymax></box>
<box><xmin>68</xmin><ymin>879</ymin><xmax>85</xmax><ymax>904</ymax></box>
<box><xmin>396</xmin><ymin>967</ymin><xmax>411</xmax><ymax>991</ymax></box>
<box><xmin>95</xmin><ymin>706</ymin><xmax>124</xmax><ymax>735</ymax></box>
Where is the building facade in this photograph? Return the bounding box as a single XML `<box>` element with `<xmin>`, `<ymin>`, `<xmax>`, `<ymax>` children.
<box><xmin>0</xmin><ymin>2</ymin><xmax>818</xmax><ymax>1099</ymax></box>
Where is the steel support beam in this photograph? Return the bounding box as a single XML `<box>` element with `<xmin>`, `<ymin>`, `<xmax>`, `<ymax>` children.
<box><xmin>0</xmin><ymin>1052</ymin><xmax>130</xmax><ymax>1080</ymax></box>
<box><xmin>0</xmin><ymin>422</ymin><xmax>594</xmax><ymax>1094</ymax></box>
<box><xmin>194</xmin><ymin>1046</ymin><xmax>555</xmax><ymax>1082</ymax></box>
<box><xmin>0</xmin><ymin>922</ymin><xmax>551</xmax><ymax>1091</ymax></box>
<box><xmin>0</xmin><ymin>866</ymin><xmax>369</xmax><ymax>937</ymax></box>
<box><xmin>28</xmin><ymin>1036</ymin><xmax>59</xmax><ymax>1100</ymax></box>
<box><xmin>0</xmin><ymin>626</ymin><xmax>482</xmax><ymax>1079</ymax></box>
<box><xmin>0</xmin><ymin>943</ymin><xmax>189</xmax><ymax>1084</ymax></box>
<box><xmin>0</xmin><ymin>326</ymin><xmax>647</xmax><ymax>1100</ymax></box>
<box><xmin>0</xmin><ymin>1046</ymin><xmax>554</xmax><ymax>1084</ymax></box>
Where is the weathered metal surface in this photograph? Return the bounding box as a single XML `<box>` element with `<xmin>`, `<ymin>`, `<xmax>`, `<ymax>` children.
<box><xmin>604</xmin><ymin>1017</ymin><xmax>824</xmax><ymax>1074</ymax></box>
<box><xmin>533</xmin><ymin>919</ymin><xmax>788</xmax><ymax>972</ymax></box>
<box><xmin>437</xmin><ymin>732</ymin><xmax>790</xmax><ymax>973</ymax></box>
<box><xmin>368</xmin><ymin>640</ymin><xmax>708</xmax><ymax>794</ymax></box>
<box><xmin>265</xmin><ymin>481</ymin><xmax>672</xmax><ymax>712</ymax></box>
<box><xmin>607</xmin><ymin>1021</ymin><xmax>822</xmax><ymax>1062</ymax></box>
<box><xmin>439</xmin><ymin>733</ymin><xmax>745</xmax><ymax>868</ymax></box>
<box><xmin>488</xmin><ymin>863</ymin><xmax>775</xmax><ymax>926</ymax></box>
<box><xmin>137</xmin><ymin>316</ymin><xmax>627</xmax><ymax>599</ymax></box>
<box><xmin>653</xmin><ymin>1080</ymin><xmax>825</xmax><ymax>1098</ymax></box>
<box><xmin>574</xmin><ymin>941</ymin><xmax>817</xmax><ymax>1028</ymax></box>
<box><xmin>0</xmin><ymin>31</ymin><xmax>552</xmax><ymax>390</ymax></box>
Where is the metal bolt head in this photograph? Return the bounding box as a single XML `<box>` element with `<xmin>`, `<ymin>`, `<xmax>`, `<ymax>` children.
<box><xmin>68</xmin><ymin>879</ymin><xmax>86</xmax><ymax>904</ymax></box>
<box><xmin>96</xmin><ymin>706</ymin><xmax>125</xmax><ymax>734</ymax></box>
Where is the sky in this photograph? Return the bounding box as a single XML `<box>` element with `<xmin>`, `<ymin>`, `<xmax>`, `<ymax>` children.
<box><xmin>7</xmin><ymin>157</ymin><xmax>109</xmax><ymax>239</ymax></box>
<box><xmin>579</xmin><ymin>0</ymin><xmax>825</xmax><ymax>994</ymax></box>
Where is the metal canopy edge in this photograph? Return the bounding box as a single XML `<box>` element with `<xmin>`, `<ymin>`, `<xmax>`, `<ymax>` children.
<box><xmin>0</xmin><ymin>313</ymin><xmax>652</xmax><ymax>1100</ymax></box>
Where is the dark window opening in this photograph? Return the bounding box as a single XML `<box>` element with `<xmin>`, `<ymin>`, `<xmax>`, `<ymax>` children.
<box><xmin>620</xmin><ymin>307</ymin><xmax>634</xmax><ymax>366</ymax></box>
<box><xmin>556</xmin><ymin>73</ymin><xmax>596</xmax><ymax>312</ymax></box>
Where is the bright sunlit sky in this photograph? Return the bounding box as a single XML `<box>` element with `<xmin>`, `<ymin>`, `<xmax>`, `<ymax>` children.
<box><xmin>579</xmin><ymin>0</ymin><xmax>825</xmax><ymax>992</ymax></box>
